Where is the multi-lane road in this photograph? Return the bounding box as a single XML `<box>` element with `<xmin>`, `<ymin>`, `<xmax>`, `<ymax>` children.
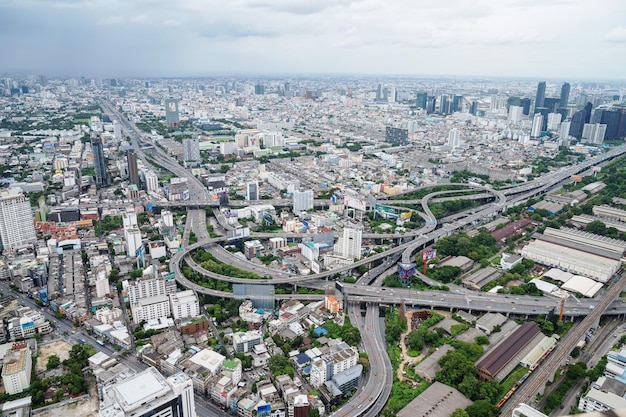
<box><xmin>99</xmin><ymin>101</ymin><xmax>626</xmax><ymax>417</ymax></box>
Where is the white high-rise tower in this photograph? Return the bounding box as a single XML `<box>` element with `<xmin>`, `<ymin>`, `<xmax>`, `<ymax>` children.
<box><xmin>0</xmin><ymin>189</ymin><xmax>36</xmax><ymax>251</ymax></box>
<box><xmin>335</xmin><ymin>223</ymin><xmax>363</xmax><ymax>260</ymax></box>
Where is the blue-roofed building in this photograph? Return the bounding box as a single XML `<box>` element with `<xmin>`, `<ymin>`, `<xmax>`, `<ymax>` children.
<box><xmin>315</xmin><ymin>327</ymin><xmax>328</xmax><ymax>337</ymax></box>
<box><xmin>303</xmin><ymin>365</ymin><xmax>312</xmax><ymax>374</ymax></box>
<box><xmin>295</xmin><ymin>353</ymin><xmax>311</xmax><ymax>368</ymax></box>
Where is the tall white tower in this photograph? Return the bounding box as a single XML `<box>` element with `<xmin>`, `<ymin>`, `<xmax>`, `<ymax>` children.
<box><xmin>508</xmin><ymin>105</ymin><xmax>523</xmax><ymax>122</ymax></box>
<box><xmin>293</xmin><ymin>189</ymin><xmax>314</xmax><ymax>213</ymax></box>
<box><xmin>0</xmin><ymin>189</ymin><xmax>36</xmax><ymax>251</ymax></box>
<box><xmin>337</xmin><ymin>224</ymin><xmax>363</xmax><ymax>260</ymax></box>
<box><xmin>113</xmin><ymin>120</ymin><xmax>122</xmax><ymax>141</ymax></box>
<box><xmin>531</xmin><ymin>114</ymin><xmax>544</xmax><ymax>138</ymax></box>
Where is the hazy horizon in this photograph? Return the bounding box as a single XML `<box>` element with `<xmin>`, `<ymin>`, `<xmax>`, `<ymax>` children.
<box><xmin>1</xmin><ymin>0</ymin><xmax>625</xmax><ymax>80</ymax></box>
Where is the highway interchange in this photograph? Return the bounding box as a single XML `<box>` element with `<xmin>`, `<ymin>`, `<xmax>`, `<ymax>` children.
<box><xmin>102</xmin><ymin>100</ymin><xmax>626</xmax><ymax>416</ymax></box>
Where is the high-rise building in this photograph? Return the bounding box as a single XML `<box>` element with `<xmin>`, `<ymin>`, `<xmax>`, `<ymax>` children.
<box><xmin>447</xmin><ymin>129</ymin><xmax>461</xmax><ymax>149</ymax></box>
<box><xmin>124</xmin><ymin>228</ymin><xmax>142</xmax><ymax>258</ymax></box>
<box><xmin>535</xmin><ymin>81</ymin><xmax>546</xmax><ymax>110</ymax></box>
<box><xmin>547</xmin><ymin>113</ymin><xmax>562</xmax><ymax>131</ymax></box>
<box><xmin>376</xmin><ymin>83</ymin><xmax>384</xmax><ymax>101</ymax></box>
<box><xmin>569</xmin><ymin>102</ymin><xmax>593</xmax><ymax>139</ymax></box>
<box><xmin>1</xmin><ymin>344</ymin><xmax>32</xmax><ymax>395</ymax></box>
<box><xmin>92</xmin><ymin>137</ymin><xmax>108</xmax><ymax>186</ymax></box>
<box><xmin>559</xmin><ymin>121</ymin><xmax>571</xmax><ymax>140</ymax></box>
<box><xmin>113</xmin><ymin>120</ymin><xmax>122</xmax><ymax>141</ymax></box>
<box><xmin>385</xmin><ymin>127</ymin><xmax>408</xmax><ymax>145</ymax></box>
<box><xmin>388</xmin><ymin>86</ymin><xmax>396</xmax><ymax>103</ymax></box>
<box><xmin>127</xmin><ymin>150</ymin><xmax>139</xmax><ymax>186</ymax></box>
<box><xmin>535</xmin><ymin>107</ymin><xmax>550</xmax><ymax>131</ymax></box>
<box><xmin>582</xmin><ymin>123</ymin><xmax>607</xmax><ymax>144</ymax></box>
<box><xmin>254</xmin><ymin>84</ymin><xmax>265</xmax><ymax>95</ymax></box>
<box><xmin>293</xmin><ymin>189</ymin><xmax>314</xmax><ymax>213</ymax></box>
<box><xmin>284</xmin><ymin>82</ymin><xmax>292</xmax><ymax>99</ymax></box>
<box><xmin>507</xmin><ymin>96</ymin><xmax>522</xmax><ymax>111</ymax></box>
<box><xmin>531</xmin><ymin>113</ymin><xmax>544</xmax><ymax>138</ymax></box>
<box><xmin>560</xmin><ymin>82</ymin><xmax>570</xmax><ymax>109</ymax></box>
<box><xmin>592</xmin><ymin>108</ymin><xmax>626</xmax><ymax>140</ymax></box>
<box><xmin>128</xmin><ymin>277</ymin><xmax>167</xmax><ymax>306</ymax></box>
<box><xmin>416</xmin><ymin>92</ymin><xmax>428</xmax><ymax>110</ymax></box>
<box><xmin>440</xmin><ymin>95</ymin><xmax>452</xmax><ymax>114</ymax></box>
<box><xmin>521</xmin><ymin>98</ymin><xmax>532</xmax><ymax>115</ymax></box>
<box><xmin>245</xmin><ymin>182</ymin><xmax>259</xmax><ymax>201</ymax></box>
<box><xmin>164</xmin><ymin>98</ymin><xmax>180</xmax><ymax>128</ymax></box>
<box><xmin>144</xmin><ymin>169</ymin><xmax>159</xmax><ymax>192</ymax></box>
<box><xmin>508</xmin><ymin>106</ymin><xmax>524</xmax><ymax>122</ymax></box>
<box><xmin>169</xmin><ymin>290</ymin><xmax>200</xmax><ymax>320</ymax></box>
<box><xmin>0</xmin><ymin>189</ymin><xmax>37</xmax><ymax>251</ymax></box>
<box><xmin>452</xmin><ymin>95</ymin><xmax>463</xmax><ymax>112</ymax></box>
<box><xmin>100</xmin><ymin>367</ymin><xmax>196</xmax><ymax>417</ymax></box>
<box><xmin>335</xmin><ymin>223</ymin><xmax>363</xmax><ymax>260</ymax></box>
<box><xmin>182</xmin><ymin>138</ymin><xmax>200</xmax><ymax>167</ymax></box>
<box><xmin>469</xmin><ymin>101</ymin><xmax>478</xmax><ymax>115</ymax></box>
<box><xmin>543</xmin><ymin>97</ymin><xmax>560</xmax><ymax>113</ymax></box>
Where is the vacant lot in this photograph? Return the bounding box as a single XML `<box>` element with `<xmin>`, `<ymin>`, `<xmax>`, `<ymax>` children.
<box><xmin>37</xmin><ymin>340</ymin><xmax>72</xmax><ymax>373</ymax></box>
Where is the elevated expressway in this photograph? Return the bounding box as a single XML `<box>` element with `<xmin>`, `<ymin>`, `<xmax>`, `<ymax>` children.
<box><xmin>101</xmin><ymin>101</ymin><xmax>626</xmax><ymax>416</ymax></box>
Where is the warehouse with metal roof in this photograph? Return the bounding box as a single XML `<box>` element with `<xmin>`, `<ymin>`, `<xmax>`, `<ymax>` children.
<box><xmin>476</xmin><ymin>322</ymin><xmax>542</xmax><ymax>381</ymax></box>
<box><xmin>570</xmin><ymin>214</ymin><xmax>626</xmax><ymax>233</ymax></box>
<box><xmin>593</xmin><ymin>205</ymin><xmax>626</xmax><ymax>222</ymax></box>
<box><xmin>561</xmin><ymin>275</ymin><xmax>604</xmax><ymax>298</ymax></box>
<box><xmin>521</xmin><ymin>239</ymin><xmax>620</xmax><ymax>283</ymax></box>
<box><xmin>397</xmin><ymin>381</ymin><xmax>473</xmax><ymax>417</ymax></box>
<box><xmin>462</xmin><ymin>266</ymin><xmax>502</xmax><ymax>291</ymax></box>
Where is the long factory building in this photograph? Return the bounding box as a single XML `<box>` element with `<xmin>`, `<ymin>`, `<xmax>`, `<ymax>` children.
<box><xmin>521</xmin><ymin>227</ymin><xmax>626</xmax><ymax>283</ymax></box>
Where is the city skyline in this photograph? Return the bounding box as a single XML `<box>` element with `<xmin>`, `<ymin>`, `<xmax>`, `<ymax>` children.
<box><xmin>1</xmin><ymin>0</ymin><xmax>626</xmax><ymax>79</ymax></box>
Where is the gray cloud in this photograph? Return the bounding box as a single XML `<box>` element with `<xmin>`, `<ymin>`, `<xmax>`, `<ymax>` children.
<box><xmin>0</xmin><ymin>0</ymin><xmax>624</xmax><ymax>79</ymax></box>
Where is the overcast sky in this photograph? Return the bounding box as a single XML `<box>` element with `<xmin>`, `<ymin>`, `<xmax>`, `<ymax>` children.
<box><xmin>1</xmin><ymin>0</ymin><xmax>625</xmax><ymax>79</ymax></box>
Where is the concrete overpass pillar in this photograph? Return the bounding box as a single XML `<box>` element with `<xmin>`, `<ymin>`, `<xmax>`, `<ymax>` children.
<box><xmin>592</xmin><ymin>316</ymin><xmax>601</xmax><ymax>330</ymax></box>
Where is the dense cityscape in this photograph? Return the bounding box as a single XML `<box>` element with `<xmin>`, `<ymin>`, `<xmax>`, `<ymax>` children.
<box><xmin>0</xmin><ymin>74</ymin><xmax>624</xmax><ymax>417</ymax></box>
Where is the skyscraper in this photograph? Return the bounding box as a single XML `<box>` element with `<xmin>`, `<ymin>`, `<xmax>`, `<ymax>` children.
<box><xmin>569</xmin><ymin>102</ymin><xmax>593</xmax><ymax>139</ymax></box>
<box><xmin>335</xmin><ymin>223</ymin><xmax>363</xmax><ymax>260</ymax></box>
<box><xmin>164</xmin><ymin>98</ymin><xmax>180</xmax><ymax>128</ymax></box>
<box><xmin>416</xmin><ymin>92</ymin><xmax>427</xmax><ymax>110</ymax></box>
<box><xmin>293</xmin><ymin>189</ymin><xmax>314</xmax><ymax>213</ymax></box>
<box><xmin>92</xmin><ymin>137</ymin><xmax>108</xmax><ymax>186</ymax></box>
<box><xmin>0</xmin><ymin>189</ymin><xmax>37</xmax><ymax>251</ymax></box>
<box><xmin>508</xmin><ymin>106</ymin><xmax>523</xmax><ymax>122</ymax></box>
<box><xmin>113</xmin><ymin>120</ymin><xmax>122</xmax><ymax>141</ymax></box>
<box><xmin>452</xmin><ymin>95</ymin><xmax>463</xmax><ymax>112</ymax></box>
<box><xmin>582</xmin><ymin>123</ymin><xmax>607</xmax><ymax>144</ymax></box>
<box><xmin>531</xmin><ymin>113</ymin><xmax>544</xmax><ymax>138</ymax></box>
<box><xmin>127</xmin><ymin>150</ymin><xmax>139</xmax><ymax>186</ymax></box>
<box><xmin>521</xmin><ymin>98</ymin><xmax>531</xmax><ymax>115</ymax></box>
<box><xmin>560</xmin><ymin>121</ymin><xmax>571</xmax><ymax>140</ymax></box>
<box><xmin>559</xmin><ymin>82</ymin><xmax>570</xmax><ymax>109</ymax></box>
<box><xmin>469</xmin><ymin>101</ymin><xmax>478</xmax><ymax>115</ymax></box>
<box><xmin>182</xmin><ymin>138</ymin><xmax>200</xmax><ymax>167</ymax></box>
<box><xmin>535</xmin><ymin>81</ymin><xmax>546</xmax><ymax>110</ymax></box>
